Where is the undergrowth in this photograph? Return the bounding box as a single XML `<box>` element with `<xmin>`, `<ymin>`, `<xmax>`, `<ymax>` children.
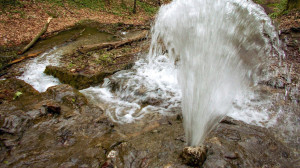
<box><xmin>268</xmin><ymin>0</ymin><xmax>288</xmax><ymax>19</ymax></box>
<box><xmin>1</xmin><ymin>0</ymin><xmax>160</xmax><ymax>17</ymax></box>
<box><xmin>250</xmin><ymin>0</ymin><xmax>290</xmax><ymax>19</ymax></box>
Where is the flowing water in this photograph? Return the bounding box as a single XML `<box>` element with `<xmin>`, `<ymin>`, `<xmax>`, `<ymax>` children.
<box><xmin>18</xmin><ymin>0</ymin><xmax>298</xmax><ymax>149</ymax></box>
<box><xmin>146</xmin><ymin>0</ymin><xmax>285</xmax><ymax>146</ymax></box>
<box><xmin>18</xmin><ymin>48</ymin><xmax>62</xmax><ymax>92</ymax></box>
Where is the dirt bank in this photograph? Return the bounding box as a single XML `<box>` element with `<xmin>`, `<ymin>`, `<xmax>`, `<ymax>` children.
<box><xmin>0</xmin><ymin>1</ymin><xmax>154</xmax><ymax>47</ymax></box>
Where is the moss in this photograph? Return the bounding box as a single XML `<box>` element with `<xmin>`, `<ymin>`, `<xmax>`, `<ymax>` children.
<box><xmin>0</xmin><ymin>78</ymin><xmax>41</xmax><ymax>104</ymax></box>
<box><xmin>44</xmin><ymin>66</ymin><xmax>113</xmax><ymax>90</ymax></box>
<box><xmin>253</xmin><ymin>0</ymin><xmax>266</xmax><ymax>4</ymax></box>
<box><xmin>0</xmin><ymin>45</ymin><xmax>22</xmax><ymax>70</ymax></box>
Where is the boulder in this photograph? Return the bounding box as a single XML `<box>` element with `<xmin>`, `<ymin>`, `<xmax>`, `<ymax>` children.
<box><xmin>181</xmin><ymin>146</ymin><xmax>207</xmax><ymax>166</ymax></box>
<box><xmin>44</xmin><ymin>66</ymin><xmax>112</xmax><ymax>90</ymax></box>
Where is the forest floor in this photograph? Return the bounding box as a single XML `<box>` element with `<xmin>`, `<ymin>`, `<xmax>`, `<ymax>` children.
<box><xmin>0</xmin><ymin>1</ymin><xmax>299</xmax><ymax>167</ymax></box>
<box><xmin>0</xmin><ymin>0</ymin><xmax>158</xmax><ymax>47</ymax></box>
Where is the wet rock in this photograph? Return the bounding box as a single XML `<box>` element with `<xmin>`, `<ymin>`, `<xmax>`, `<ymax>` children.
<box><xmin>224</xmin><ymin>152</ymin><xmax>238</xmax><ymax>159</ymax></box>
<box><xmin>59</xmin><ymin>162</ymin><xmax>76</xmax><ymax>168</ymax></box>
<box><xmin>0</xmin><ymin>78</ymin><xmax>40</xmax><ymax>102</ymax></box>
<box><xmin>45</xmin><ymin>84</ymin><xmax>76</xmax><ymax>101</ymax></box>
<box><xmin>79</xmin><ymin>164</ymin><xmax>89</xmax><ymax>168</ymax></box>
<box><xmin>181</xmin><ymin>146</ymin><xmax>207</xmax><ymax>166</ymax></box>
<box><xmin>134</xmin><ymin>86</ymin><xmax>147</xmax><ymax>96</ymax></box>
<box><xmin>263</xmin><ymin>77</ymin><xmax>286</xmax><ymax>89</ymax></box>
<box><xmin>44</xmin><ymin>66</ymin><xmax>112</xmax><ymax>90</ymax></box>
<box><xmin>163</xmin><ymin>164</ymin><xmax>173</xmax><ymax>168</ymax></box>
<box><xmin>57</xmin><ymin>129</ymin><xmax>75</xmax><ymax>147</ymax></box>
<box><xmin>26</xmin><ymin>110</ymin><xmax>42</xmax><ymax>119</ymax></box>
<box><xmin>175</xmin><ymin>135</ymin><xmax>186</xmax><ymax>143</ymax></box>
<box><xmin>0</xmin><ymin>110</ymin><xmax>31</xmax><ymax>135</ymax></box>
<box><xmin>42</xmin><ymin>101</ymin><xmax>61</xmax><ymax>115</ymax></box>
<box><xmin>101</xmin><ymin>160</ymin><xmax>114</xmax><ymax>168</ymax></box>
<box><xmin>45</xmin><ymin>84</ymin><xmax>87</xmax><ymax>107</ymax></box>
<box><xmin>221</xmin><ymin>129</ymin><xmax>241</xmax><ymax>141</ymax></box>
<box><xmin>104</xmin><ymin>142</ymin><xmax>150</xmax><ymax>168</ymax></box>
<box><xmin>203</xmin><ymin>116</ymin><xmax>295</xmax><ymax>168</ymax></box>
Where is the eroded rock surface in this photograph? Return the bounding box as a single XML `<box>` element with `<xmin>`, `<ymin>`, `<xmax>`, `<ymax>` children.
<box><xmin>0</xmin><ymin>79</ymin><xmax>298</xmax><ymax>168</ymax></box>
<box><xmin>203</xmin><ymin>117</ymin><xmax>297</xmax><ymax>168</ymax></box>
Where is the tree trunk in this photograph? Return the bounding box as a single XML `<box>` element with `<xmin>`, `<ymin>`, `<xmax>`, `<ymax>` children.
<box><xmin>133</xmin><ymin>0</ymin><xmax>137</xmax><ymax>14</ymax></box>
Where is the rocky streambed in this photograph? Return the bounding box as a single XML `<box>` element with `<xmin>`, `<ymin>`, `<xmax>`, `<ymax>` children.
<box><xmin>0</xmin><ymin>19</ymin><xmax>299</xmax><ymax>168</ymax></box>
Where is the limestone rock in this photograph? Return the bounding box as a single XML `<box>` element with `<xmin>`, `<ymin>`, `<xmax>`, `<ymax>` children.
<box><xmin>181</xmin><ymin>146</ymin><xmax>207</xmax><ymax>166</ymax></box>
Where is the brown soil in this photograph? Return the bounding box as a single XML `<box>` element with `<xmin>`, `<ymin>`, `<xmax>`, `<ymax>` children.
<box><xmin>0</xmin><ymin>1</ymin><xmax>153</xmax><ymax>46</ymax></box>
<box><xmin>278</xmin><ymin>9</ymin><xmax>300</xmax><ymax>30</ymax></box>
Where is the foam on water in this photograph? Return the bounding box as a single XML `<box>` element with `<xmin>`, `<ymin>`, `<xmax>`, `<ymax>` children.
<box><xmin>81</xmin><ymin>56</ymin><xmax>182</xmax><ymax>124</ymax></box>
<box><xmin>18</xmin><ymin>48</ymin><xmax>61</xmax><ymax>92</ymax></box>
<box><xmin>17</xmin><ymin>0</ymin><xmax>296</xmax><ymax>147</ymax></box>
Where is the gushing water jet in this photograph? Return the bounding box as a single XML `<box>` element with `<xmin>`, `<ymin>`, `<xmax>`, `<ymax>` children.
<box><xmin>148</xmin><ymin>0</ymin><xmax>283</xmax><ymax>146</ymax></box>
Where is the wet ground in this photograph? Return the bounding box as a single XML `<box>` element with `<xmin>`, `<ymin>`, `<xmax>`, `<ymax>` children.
<box><xmin>0</xmin><ymin>19</ymin><xmax>299</xmax><ymax>168</ymax></box>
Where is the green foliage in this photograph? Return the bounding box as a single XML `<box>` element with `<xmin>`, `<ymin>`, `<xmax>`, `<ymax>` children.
<box><xmin>68</xmin><ymin>63</ymin><xmax>75</xmax><ymax>68</ymax></box>
<box><xmin>46</xmin><ymin>10</ymin><xmax>60</xmax><ymax>18</ymax></box>
<box><xmin>94</xmin><ymin>52</ymin><xmax>114</xmax><ymax>65</ymax></box>
<box><xmin>268</xmin><ymin>0</ymin><xmax>288</xmax><ymax>18</ymax></box>
<box><xmin>13</xmin><ymin>91</ymin><xmax>22</xmax><ymax>100</ymax></box>
<box><xmin>137</xmin><ymin>1</ymin><xmax>158</xmax><ymax>15</ymax></box>
<box><xmin>253</xmin><ymin>0</ymin><xmax>265</xmax><ymax>4</ymax></box>
<box><xmin>1</xmin><ymin>0</ymin><xmax>160</xmax><ymax>17</ymax></box>
<box><xmin>37</xmin><ymin>0</ymin><xmax>105</xmax><ymax>10</ymax></box>
<box><xmin>0</xmin><ymin>0</ymin><xmax>23</xmax><ymax>12</ymax></box>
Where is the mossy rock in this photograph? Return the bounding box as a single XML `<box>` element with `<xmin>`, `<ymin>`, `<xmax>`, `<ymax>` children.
<box><xmin>0</xmin><ymin>78</ymin><xmax>40</xmax><ymax>102</ymax></box>
<box><xmin>44</xmin><ymin>84</ymin><xmax>88</xmax><ymax>107</ymax></box>
<box><xmin>44</xmin><ymin>66</ymin><xmax>113</xmax><ymax>90</ymax></box>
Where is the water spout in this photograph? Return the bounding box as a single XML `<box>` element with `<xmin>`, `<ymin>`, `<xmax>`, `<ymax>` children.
<box><xmin>149</xmin><ymin>0</ymin><xmax>283</xmax><ymax>146</ymax></box>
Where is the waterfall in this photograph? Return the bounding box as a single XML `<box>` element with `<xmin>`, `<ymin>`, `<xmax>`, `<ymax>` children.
<box><xmin>148</xmin><ymin>0</ymin><xmax>283</xmax><ymax>146</ymax></box>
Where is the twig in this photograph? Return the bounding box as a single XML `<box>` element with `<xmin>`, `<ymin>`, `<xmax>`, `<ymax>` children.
<box><xmin>62</xmin><ymin>0</ymin><xmax>74</xmax><ymax>14</ymax></box>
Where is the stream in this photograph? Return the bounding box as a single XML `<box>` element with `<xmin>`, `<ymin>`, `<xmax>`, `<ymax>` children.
<box><xmin>1</xmin><ymin>0</ymin><xmax>299</xmax><ymax>167</ymax></box>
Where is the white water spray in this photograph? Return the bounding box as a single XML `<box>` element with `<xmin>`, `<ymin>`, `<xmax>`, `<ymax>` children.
<box><xmin>18</xmin><ymin>48</ymin><xmax>61</xmax><ymax>92</ymax></box>
<box><xmin>17</xmin><ymin>0</ymin><xmax>288</xmax><ymax>147</ymax></box>
<box><xmin>149</xmin><ymin>0</ymin><xmax>283</xmax><ymax>146</ymax></box>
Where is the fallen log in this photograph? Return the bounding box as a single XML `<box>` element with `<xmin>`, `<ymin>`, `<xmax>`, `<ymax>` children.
<box><xmin>78</xmin><ymin>30</ymin><xmax>148</xmax><ymax>53</ymax></box>
<box><xmin>0</xmin><ymin>52</ymin><xmax>42</xmax><ymax>74</ymax></box>
<box><xmin>18</xmin><ymin>17</ymin><xmax>53</xmax><ymax>55</ymax></box>
<box><xmin>10</xmin><ymin>52</ymin><xmax>42</xmax><ymax>64</ymax></box>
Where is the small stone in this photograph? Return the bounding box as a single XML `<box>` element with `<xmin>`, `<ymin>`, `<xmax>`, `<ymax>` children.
<box><xmin>152</xmin><ymin>130</ymin><xmax>159</xmax><ymax>133</ymax></box>
<box><xmin>42</xmin><ymin>102</ymin><xmax>61</xmax><ymax>115</ymax></box>
<box><xmin>224</xmin><ymin>152</ymin><xmax>238</xmax><ymax>159</ymax></box>
<box><xmin>176</xmin><ymin>114</ymin><xmax>183</xmax><ymax>121</ymax></box>
<box><xmin>79</xmin><ymin>164</ymin><xmax>89</xmax><ymax>168</ymax></box>
<box><xmin>70</xmin><ymin>69</ymin><xmax>76</xmax><ymax>73</ymax></box>
<box><xmin>27</xmin><ymin>110</ymin><xmax>42</xmax><ymax>119</ymax></box>
<box><xmin>175</xmin><ymin>135</ymin><xmax>186</xmax><ymax>143</ymax></box>
<box><xmin>59</xmin><ymin>162</ymin><xmax>76</xmax><ymax>168</ymax></box>
<box><xmin>181</xmin><ymin>146</ymin><xmax>207</xmax><ymax>166</ymax></box>
<box><xmin>163</xmin><ymin>163</ymin><xmax>173</xmax><ymax>168</ymax></box>
<box><xmin>101</xmin><ymin>160</ymin><xmax>114</xmax><ymax>168</ymax></box>
<box><xmin>107</xmin><ymin>150</ymin><xmax>117</xmax><ymax>159</ymax></box>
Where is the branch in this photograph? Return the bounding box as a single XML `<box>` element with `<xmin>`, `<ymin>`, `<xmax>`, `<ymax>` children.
<box><xmin>78</xmin><ymin>30</ymin><xmax>148</xmax><ymax>53</ymax></box>
<box><xmin>18</xmin><ymin>17</ymin><xmax>53</xmax><ymax>55</ymax></box>
<box><xmin>0</xmin><ymin>52</ymin><xmax>42</xmax><ymax>74</ymax></box>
